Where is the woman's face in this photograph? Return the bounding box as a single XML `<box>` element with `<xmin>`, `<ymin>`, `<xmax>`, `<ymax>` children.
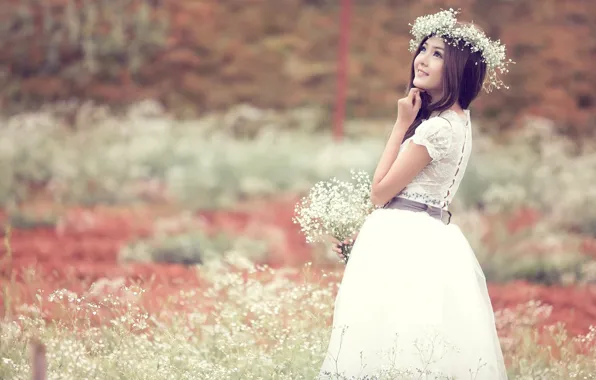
<box><xmin>412</xmin><ymin>36</ymin><xmax>445</xmax><ymax>97</ymax></box>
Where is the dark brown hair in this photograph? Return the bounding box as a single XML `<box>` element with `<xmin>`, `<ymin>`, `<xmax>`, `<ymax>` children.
<box><xmin>402</xmin><ymin>28</ymin><xmax>487</xmax><ymax>142</ymax></box>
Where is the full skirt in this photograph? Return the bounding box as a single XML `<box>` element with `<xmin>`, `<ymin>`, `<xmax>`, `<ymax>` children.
<box><xmin>318</xmin><ymin>208</ymin><xmax>508</xmax><ymax>380</ymax></box>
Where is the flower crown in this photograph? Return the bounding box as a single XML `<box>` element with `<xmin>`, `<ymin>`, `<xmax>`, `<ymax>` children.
<box><xmin>408</xmin><ymin>8</ymin><xmax>514</xmax><ymax>93</ymax></box>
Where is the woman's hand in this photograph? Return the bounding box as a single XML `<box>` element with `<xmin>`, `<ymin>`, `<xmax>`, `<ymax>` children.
<box><xmin>330</xmin><ymin>233</ymin><xmax>358</xmax><ymax>257</ymax></box>
<box><xmin>396</xmin><ymin>88</ymin><xmax>423</xmax><ymax>127</ymax></box>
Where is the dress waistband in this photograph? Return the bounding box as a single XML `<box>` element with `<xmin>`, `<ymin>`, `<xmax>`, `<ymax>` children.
<box><xmin>383</xmin><ymin>197</ymin><xmax>452</xmax><ymax>225</ymax></box>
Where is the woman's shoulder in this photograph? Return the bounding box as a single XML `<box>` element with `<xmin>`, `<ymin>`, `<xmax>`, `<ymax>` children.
<box><xmin>415</xmin><ymin>108</ymin><xmax>470</xmax><ymax>137</ymax></box>
<box><xmin>433</xmin><ymin>109</ymin><xmax>470</xmax><ymax>126</ymax></box>
<box><xmin>412</xmin><ymin>116</ymin><xmax>455</xmax><ymax>161</ymax></box>
<box><xmin>417</xmin><ymin>114</ymin><xmax>454</xmax><ymax>136</ymax></box>
<box><xmin>422</xmin><ymin>109</ymin><xmax>470</xmax><ymax>137</ymax></box>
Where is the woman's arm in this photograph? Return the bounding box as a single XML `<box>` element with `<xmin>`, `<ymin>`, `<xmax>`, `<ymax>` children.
<box><xmin>370</xmin><ymin>142</ymin><xmax>431</xmax><ymax>206</ymax></box>
<box><xmin>371</xmin><ymin>122</ymin><xmax>408</xmax><ymax>188</ymax></box>
<box><xmin>371</xmin><ymin>88</ymin><xmax>431</xmax><ymax>207</ymax></box>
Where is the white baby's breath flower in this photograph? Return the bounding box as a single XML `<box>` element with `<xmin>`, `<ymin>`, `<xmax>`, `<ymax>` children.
<box><xmin>292</xmin><ymin>170</ymin><xmax>373</xmax><ymax>262</ymax></box>
<box><xmin>408</xmin><ymin>8</ymin><xmax>514</xmax><ymax>93</ymax></box>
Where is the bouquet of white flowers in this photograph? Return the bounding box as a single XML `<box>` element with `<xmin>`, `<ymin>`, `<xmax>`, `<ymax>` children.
<box><xmin>292</xmin><ymin>170</ymin><xmax>375</xmax><ymax>264</ymax></box>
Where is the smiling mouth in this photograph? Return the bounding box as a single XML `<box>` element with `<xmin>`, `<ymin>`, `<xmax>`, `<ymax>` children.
<box><xmin>417</xmin><ymin>69</ymin><xmax>429</xmax><ymax>77</ymax></box>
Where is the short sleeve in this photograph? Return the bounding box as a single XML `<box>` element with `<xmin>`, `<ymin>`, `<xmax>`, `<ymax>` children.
<box><xmin>411</xmin><ymin>117</ymin><xmax>453</xmax><ymax>161</ymax></box>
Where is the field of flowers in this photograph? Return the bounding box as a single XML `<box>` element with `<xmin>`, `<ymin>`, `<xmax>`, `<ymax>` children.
<box><xmin>1</xmin><ymin>101</ymin><xmax>596</xmax><ymax>379</ymax></box>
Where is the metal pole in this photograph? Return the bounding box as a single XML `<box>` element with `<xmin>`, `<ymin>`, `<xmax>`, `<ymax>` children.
<box><xmin>333</xmin><ymin>0</ymin><xmax>351</xmax><ymax>141</ymax></box>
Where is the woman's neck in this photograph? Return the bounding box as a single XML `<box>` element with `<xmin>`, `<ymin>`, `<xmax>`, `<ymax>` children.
<box><xmin>448</xmin><ymin>102</ymin><xmax>466</xmax><ymax>117</ymax></box>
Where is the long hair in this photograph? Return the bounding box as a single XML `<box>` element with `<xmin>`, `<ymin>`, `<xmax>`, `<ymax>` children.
<box><xmin>402</xmin><ymin>28</ymin><xmax>487</xmax><ymax>142</ymax></box>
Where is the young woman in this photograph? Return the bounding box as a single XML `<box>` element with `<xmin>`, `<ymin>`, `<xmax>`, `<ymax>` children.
<box><xmin>319</xmin><ymin>9</ymin><xmax>511</xmax><ymax>380</ymax></box>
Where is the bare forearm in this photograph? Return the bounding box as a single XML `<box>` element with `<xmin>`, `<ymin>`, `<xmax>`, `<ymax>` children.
<box><xmin>372</xmin><ymin>122</ymin><xmax>408</xmax><ymax>186</ymax></box>
<box><xmin>371</xmin><ymin>88</ymin><xmax>422</xmax><ymax>205</ymax></box>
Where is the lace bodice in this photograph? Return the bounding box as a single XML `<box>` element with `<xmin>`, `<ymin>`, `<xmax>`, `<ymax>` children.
<box><xmin>396</xmin><ymin>109</ymin><xmax>472</xmax><ymax>210</ymax></box>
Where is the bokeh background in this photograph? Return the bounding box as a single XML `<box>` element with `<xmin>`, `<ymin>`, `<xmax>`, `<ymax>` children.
<box><xmin>1</xmin><ymin>0</ymin><xmax>596</xmax><ymax>378</ymax></box>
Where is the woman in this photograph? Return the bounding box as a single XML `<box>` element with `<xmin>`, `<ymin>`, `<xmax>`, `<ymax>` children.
<box><xmin>319</xmin><ymin>9</ymin><xmax>511</xmax><ymax>380</ymax></box>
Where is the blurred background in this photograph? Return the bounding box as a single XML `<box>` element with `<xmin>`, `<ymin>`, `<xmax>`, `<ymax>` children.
<box><xmin>0</xmin><ymin>0</ymin><xmax>596</xmax><ymax>374</ymax></box>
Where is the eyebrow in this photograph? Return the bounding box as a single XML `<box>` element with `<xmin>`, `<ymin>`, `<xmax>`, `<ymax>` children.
<box><xmin>423</xmin><ymin>42</ymin><xmax>444</xmax><ymax>51</ymax></box>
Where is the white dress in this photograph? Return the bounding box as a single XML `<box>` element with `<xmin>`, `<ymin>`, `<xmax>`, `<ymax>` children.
<box><xmin>318</xmin><ymin>110</ymin><xmax>508</xmax><ymax>380</ymax></box>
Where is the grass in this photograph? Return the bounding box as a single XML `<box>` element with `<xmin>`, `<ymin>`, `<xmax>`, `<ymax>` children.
<box><xmin>116</xmin><ymin>209</ymin><xmax>271</xmax><ymax>265</ymax></box>
<box><xmin>1</xmin><ymin>103</ymin><xmax>596</xmax><ymax>377</ymax></box>
<box><xmin>0</xmin><ymin>101</ymin><xmax>383</xmax><ymax>209</ymax></box>
<box><xmin>1</xmin><ymin>255</ymin><xmax>595</xmax><ymax>380</ymax></box>
<box><xmin>2</xmin><ymin>100</ymin><xmax>596</xmax><ymax>231</ymax></box>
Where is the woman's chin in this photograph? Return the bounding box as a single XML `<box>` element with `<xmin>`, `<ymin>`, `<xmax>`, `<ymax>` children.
<box><xmin>412</xmin><ymin>79</ymin><xmax>427</xmax><ymax>90</ymax></box>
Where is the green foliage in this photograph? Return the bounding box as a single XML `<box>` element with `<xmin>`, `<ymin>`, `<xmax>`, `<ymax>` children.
<box><xmin>455</xmin><ymin>212</ymin><xmax>594</xmax><ymax>285</ymax></box>
<box><xmin>0</xmin><ymin>102</ymin><xmax>382</xmax><ymax>209</ymax></box>
<box><xmin>120</xmin><ymin>230</ymin><xmax>269</xmax><ymax>265</ymax></box>
<box><xmin>0</xmin><ymin>0</ymin><xmax>168</xmax><ymax>78</ymax></box>
<box><xmin>456</xmin><ymin>119</ymin><xmax>596</xmax><ymax>235</ymax></box>
<box><xmin>1</xmin><ymin>104</ymin><xmax>595</xmax><ymax>286</ymax></box>
<box><xmin>5</xmin><ymin>210</ymin><xmax>59</xmax><ymax>230</ymax></box>
<box><xmin>2</xmin><ymin>103</ymin><xmax>595</xmax><ymax>226</ymax></box>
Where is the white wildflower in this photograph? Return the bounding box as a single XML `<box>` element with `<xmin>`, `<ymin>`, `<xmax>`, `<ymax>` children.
<box><xmin>292</xmin><ymin>170</ymin><xmax>374</xmax><ymax>263</ymax></box>
<box><xmin>408</xmin><ymin>8</ymin><xmax>515</xmax><ymax>93</ymax></box>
